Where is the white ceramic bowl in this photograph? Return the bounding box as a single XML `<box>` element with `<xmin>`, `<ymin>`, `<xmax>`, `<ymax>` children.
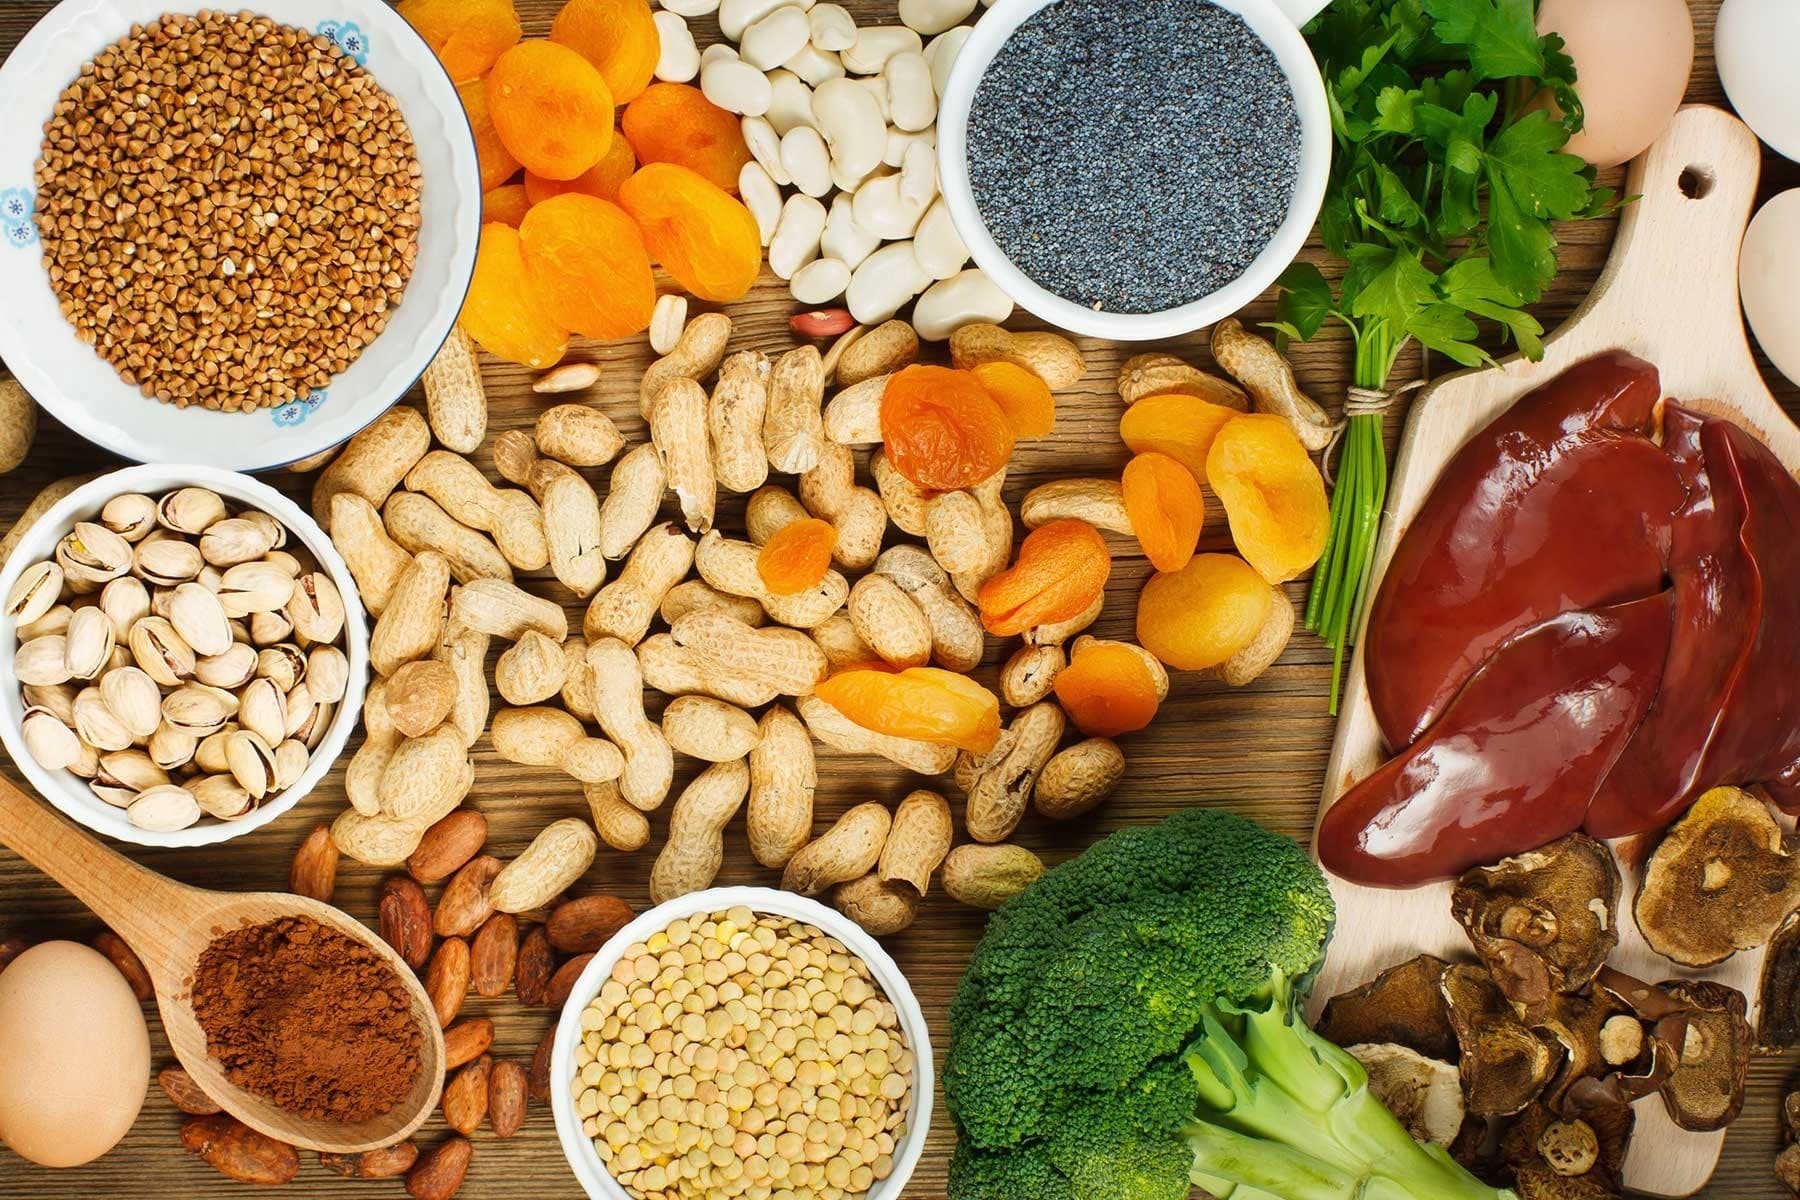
<box><xmin>0</xmin><ymin>0</ymin><xmax>481</xmax><ymax>471</ymax></box>
<box><xmin>552</xmin><ymin>887</ymin><xmax>934</xmax><ymax>1200</ymax></box>
<box><xmin>936</xmin><ymin>0</ymin><xmax>1333</xmax><ymax>341</ymax></box>
<box><xmin>0</xmin><ymin>464</ymin><xmax>370</xmax><ymax>847</ymax></box>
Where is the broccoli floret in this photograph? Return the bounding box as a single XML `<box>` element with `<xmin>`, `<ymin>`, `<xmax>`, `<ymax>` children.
<box><xmin>943</xmin><ymin>809</ymin><xmax>1515</xmax><ymax>1200</ymax></box>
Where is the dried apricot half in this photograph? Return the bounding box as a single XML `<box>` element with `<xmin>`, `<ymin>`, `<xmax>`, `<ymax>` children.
<box><xmin>486</xmin><ymin>42</ymin><xmax>615</xmax><ymax>182</ymax></box>
<box><xmin>757</xmin><ymin>518</ymin><xmax>838</xmax><ymax>596</ymax></box>
<box><xmin>552</xmin><ymin>0</ymin><xmax>660</xmax><ymax>104</ymax></box>
<box><xmin>879</xmin><ymin>365</ymin><xmax>1016</xmax><ymax>492</ymax></box>
<box><xmin>1054</xmin><ymin>638</ymin><xmax>1167</xmax><ymax>737</ymax></box>
<box><xmin>970</xmin><ymin>360</ymin><xmax>1055</xmax><ymax>438</ymax></box>
<box><xmin>525</xmin><ymin>135</ymin><xmax>636</xmax><ymax>206</ymax></box>
<box><xmin>519</xmin><ymin>195</ymin><xmax>656</xmax><ymax>341</ymax></box>
<box><xmin>1122</xmin><ymin>451</ymin><xmax>1204</xmax><ymax>573</ymax></box>
<box><xmin>815</xmin><ymin>667</ymin><xmax>1001</xmax><ymax>754</ymax></box>
<box><xmin>618</xmin><ymin>163</ymin><xmax>763</xmax><ymax>303</ymax></box>
<box><xmin>400</xmin><ymin>0</ymin><xmax>522</xmax><ymax>83</ymax></box>
<box><xmin>1206</xmin><ymin>414</ymin><xmax>1329</xmax><ymax>584</ymax></box>
<box><xmin>458</xmin><ymin>77</ymin><xmax>522</xmax><ymax>191</ymax></box>
<box><xmin>621</xmin><ymin>84</ymin><xmax>752</xmax><ymax>195</ymax></box>
<box><xmin>1136</xmin><ymin>553</ymin><xmax>1271</xmax><ymax>671</ymax></box>
<box><xmin>462</xmin><ymin>223</ymin><xmax>570</xmax><ymax>369</ymax></box>
<box><xmin>977</xmin><ymin>519</ymin><xmax>1111</xmax><ymax>637</ymax></box>
<box><xmin>483</xmin><ymin>183</ymin><xmax>532</xmax><ymax>228</ymax></box>
<box><xmin>1119</xmin><ymin>392</ymin><xmax>1239</xmax><ymax>484</ymax></box>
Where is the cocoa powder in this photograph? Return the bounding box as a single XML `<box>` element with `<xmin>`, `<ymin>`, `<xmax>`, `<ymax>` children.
<box><xmin>191</xmin><ymin>916</ymin><xmax>421</xmax><ymax>1123</ymax></box>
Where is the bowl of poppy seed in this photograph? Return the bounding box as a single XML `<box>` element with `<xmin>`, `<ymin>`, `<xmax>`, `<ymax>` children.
<box><xmin>0</xmin><ymin>1</ymin><xmax>481</xmax><ymax>471</ymax></box>
<box><xmin>937</xmin><ymin>0</ymin><xmax>1334</xmax><ymax>341</ymax></box>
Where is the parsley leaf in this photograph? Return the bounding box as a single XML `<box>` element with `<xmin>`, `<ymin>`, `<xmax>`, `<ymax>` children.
<box><xmin>1483</xmin><ymin>111</ymin><xmax>1590</xmax><ymax>219</ymax></box>
<box><xmin>1422</xmin><ymin>0</ymin><xmax>1545</xmax><ymax>80</ymax></box>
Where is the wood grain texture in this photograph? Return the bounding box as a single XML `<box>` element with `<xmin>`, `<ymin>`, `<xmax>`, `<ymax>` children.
<box><xmin>0</xmin><ymin>1</ymin><xmax>1794</xmax><ymax>1197</ymax></box>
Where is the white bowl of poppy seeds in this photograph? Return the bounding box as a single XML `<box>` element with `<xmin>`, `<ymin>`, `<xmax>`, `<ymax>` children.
<box><xmin>938</xmin><ymin>0</ymin><xmax>1333</xmax><ymax>340</ymax></box>
<box><xmin>0</xmin><ymin>0</ymin><xmax>481</xmax><ymax>471</ymax></box>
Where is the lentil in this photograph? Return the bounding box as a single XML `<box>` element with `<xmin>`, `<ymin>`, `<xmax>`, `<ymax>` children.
<box><xmin>33</xmin><ymin>11</ymin><xmax>423</xmax><ymax>411</ymax></box>
<box><xmin>966</xmin><ymin>0</ymin><xmax>1301</xmax><ymax>314</ymax></box>
<box><xmin>573</xmin><ymin>906</ymin><xmax>914</xmax><ymax>1200</ymax></box>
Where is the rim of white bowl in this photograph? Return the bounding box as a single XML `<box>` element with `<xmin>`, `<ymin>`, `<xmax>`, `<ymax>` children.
<box><xmin>936</xmin><ymin>0</ymin><xmax>1333</xmax><ymax>341</ymax></box>
<box><xmin>0</xmin><ymin>464</ymin><xmax>370</xmax><ymax>848</ymax></box>
<box><xmin>0</xmin><ymin>0</ymin><xmax>481</xmax><ymax>473</ymax></box>
<box><xmin>551</xmin><ymin>887</ymin><xmax>935</xmax><ymax>1200</ymax></box>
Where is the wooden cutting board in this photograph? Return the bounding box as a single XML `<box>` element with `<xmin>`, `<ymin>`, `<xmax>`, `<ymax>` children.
<box><xmin>1311</xmin><ymin>104</ymin><xmax>1799</xmax><ymax>1197</ymax></box>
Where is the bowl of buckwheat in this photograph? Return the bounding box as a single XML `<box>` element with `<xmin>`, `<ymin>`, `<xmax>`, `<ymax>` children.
<box><xmin>551</xmin><ymin>888</ymin><xmax>933</xmax><ymax>1200</ymax></box>
<box><xmin>0</xmin><ymin>1</ymin><xmax>481</xmax><ymax>472</ymax></box>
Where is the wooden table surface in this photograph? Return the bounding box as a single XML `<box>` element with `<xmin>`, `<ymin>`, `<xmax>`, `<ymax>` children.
<box><xmin>0</xmin><ymin>1</ymin><xmax>1795</xmax><ymax>1196</ymax></box>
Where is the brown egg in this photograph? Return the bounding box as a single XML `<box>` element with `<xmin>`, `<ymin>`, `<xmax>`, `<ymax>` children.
<box><xmin>1537</xmin><ymin>0</ymin><xmax>1693</xmax><ymax>168</ymax></box>
<box><xmin>0</xmin><ymin>941</ymin><xmax>151</xmax><ymax>1167</ymax></box>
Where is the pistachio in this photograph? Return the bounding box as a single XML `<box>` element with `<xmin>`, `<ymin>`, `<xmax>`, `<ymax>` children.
<box><xmin>97</xmin><ymin>749</ymin><xmax>170</xmax><ymax>793</ymax></box>
<box><xmin>22</xmin><ymin>681</ymin><xmax>78</xmax><ymax>725</ymax></box>
<box><xmin>273</xmin><ymin>739</ymin><xmax>309</xmax><ymax>790</ymax></box>
<box><xmin>127</xmin><ymin>784</ymin><xmax>202</xmax><ymax>832</ymax></box>
<box><xmin>156</xmin><ymin>487</ymin><xmax>226</xmax><ymax>535</ymax></box>
<box><xmin>198</xmin><ymin>564</ymin><xmax>224</xmax><ymax>592</ymax></box>
<box><xmin>264</xmin><ymin>549</ymin><xmax>304</xmax><ymax>576</ymax></box>
<box><xmin>286</xmin><ymin>572</ymin><xmax>345</xmax><ymax>643</ymax></box>
<box><xmin>73</xmin><ymin>687</ymin><xmax>135</xmax><ymax>752</ymax></box>
<box><xmin>90</xmin><ymin>782</ymin><xmax>139</xmax><ymax>808</ymax></box>
<box><xmin>16</xmin><ymin>634</ymin><xmax>73</xmax><ymax>686</ymax></box>
<box><xmin>225</xmin><ymin>730</ymin><xmax>279</xmax><ymax>799</ymax></box>
<box><xmin>168</xmin><ymin>581</ymin><xmax>233</xmax><ymax>657</ymax></box>
<box><xmin>192</xmin><ymin>773</ymin><xmax>254</xmax><ymax>819</ymax></box>
<box><xmin>99</xmin><ymin>577</ymin><xmax>151</xmax><ymax>641</ymax></box>
<box><xmin>199</xmin><ymin>517</ymin><xmax>278</xmax><ymax>567</ymax></box>
<box><xmin>99</xmin><ymin>665</ymin><xmax>164</xmax><ymax>738</ymax></box>
<box><xmin>127</xmin><ymin>617</ymin><xmax>195</xmax><ymax>687</ymax></box>
<box><xmin>18</xmin><ymin>604</ymin><xmax>72</xmax><ymax>641</ymax></box>
<box><xmin>148</xmin><ymin>722</ymin><xmax>198</xmax><ymax>770</ymax></box>
<box><xmin>194</xmin><ymin>728</ymin><xmax>236</xmax><ymax>775</ymax></box>
<box><xmin>238</xmin><ymin>677</ymin><xmax>288</xmax><ymax>746</ymax></box>
<box><xmin>300</xmin><ymin>699</ymin><xmax>333</xmax><ymax>750</ymax></box>
<box><xmin>249</xmin><ymin>608</ymin><xmax>293</xmax><ymax>645</ymax></box>
<box><xmin>219</xmin><ymin>560</ymin><xmax>296</xmax><ymax>617</ymax></box>
<box><xmin>133</xmin><ymin>536</ymin><xmax>205</xmax><ymax>588</ymax></box>
<box><xmin>21</xmin><ymin>707</ymin><xmax>82</xmax><ymax>770</ymax></box>
<box><xmin>67</xmin><ymin>742</ymin><xmax>100</xmax><ymax>779</ymax></box>
<box><xmin>285</xmin><ymin>685</ymin><xmax>320</xmax><ymax>740</ymax></box>
<box><xmin>305</xmin><ymin>645</ymin><xmax>349</xmax><ymax>705</ymax></box>
<box><xmin>161</xmin><ymin>682</ymin><xmax>237</xmax><ymax>737</ymax></box>
<box><xmin>241</xmin><ymin>510</ymin><xmax>286</xmax><ymax>551</ymax></box>
<box><xmin>6</xmin><ymin>562</ymin><xmax>64</xmax><ymax>626</ymax></box>
<box><xmin>100</xmin><ymin>493</ymin><xmax>157</xmax><ymax>542</ymax></box>
<box><xmin>256</xmin><ymin>644</ymin><xmax>306</xmax><ymax>692</ymax></box>
<box><xmin>56</xmin><ymin>522</ymin><xmax>133</xmax><ymax>585</ymax></box>
<box><xmin>195</xmin><ymin>642</ymin><xmax>258</xmax><ymax>690</ymax></box>
<box><xmin>63</xmin><ymin>608</ymin><xmax>116</xmax><ymax>681</ymax></box>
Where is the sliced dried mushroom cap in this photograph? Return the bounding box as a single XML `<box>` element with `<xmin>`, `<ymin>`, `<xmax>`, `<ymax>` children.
<box><xmin>1318</xmin><ymin>953</ymin><xmax>1458</xmax><ymax>1062</ymax></box>
<box><xmin>1757</xmin><ymin>908</ymin><xmax>1800</xmax><ymax>1052</ymax></box>
<box><xmin>1779</xmin><ymin>1143</ymin><xmax>1800</xmax><ymax>1198</ymax></box>
<box><xmin>1786</xmin><ymin>1090</ymin><xmax>1800</xmax><ymax>1143</ymax></box>
<box><xmin>1655</xmin><ymin>979</ymin><xmax>1751</xmax><ymax>1133</ymax></box>
<box><xmin>1513</xmin><ymin>1163</ymin><xmax>1621</xmax><ymax>1200</ymax></box>
<box><xmin>1442</xmin><ymin>962</ymin><xmax>1557</xmax><ymax>1117</ymax></box>
<box><xmin>1635</xmin><ymin>785</ymin><xmax>1800</xmax><ymax>967</ymax></box>
<box><xmin>1531</xmin><ymin>989</ymin><xmax>1628</xmax><ymax>1111</ymax></box>
<box><xmin>1344</xmin><ymin>1043</ymin><xmax>1465</xmax><ymax>1147</ymax></box>
<box><xmin>1452</xmin><ymin>834</ymin><xmax>1620</xmax><ymax>1013</ymax></box>
<box><xmin>1502</xmin><ymin>1100</ymin><xmax>1630</xmax><ymax>1191</ymax></box>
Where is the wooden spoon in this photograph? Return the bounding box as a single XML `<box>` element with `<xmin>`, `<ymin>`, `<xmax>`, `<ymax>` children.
<box><xmin>0</xmin><ymin>770</ymin><xmax>445</xmax><ymax>1154</ymax></box>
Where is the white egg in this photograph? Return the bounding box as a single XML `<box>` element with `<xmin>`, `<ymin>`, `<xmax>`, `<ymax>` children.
<box><xmin>1718</xmin><ymin>0</ymin><xmax>1800</xmax><ymax>162</ymax></box>
<box><xmin>1741</xmin><ymin>189</ymin><xmax>1800</xmax><ymax>388</ymax></box>
<box><xmin>0</xmin><ymin>941</ymin><xmax>151</xmax><ymax>1168</ymax></box>
<box><xmin>1537</xmin><ymin>0</ymin><xmax>1693</xmax><ymax>169</ymax></box>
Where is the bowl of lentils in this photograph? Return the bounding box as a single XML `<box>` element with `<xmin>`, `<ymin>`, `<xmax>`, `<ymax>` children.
<box><xmin>0</xmin><ymin>1</ymin><xmax>481</xmax><ymax>470</ymax></box>
<box><xmin>551</xmin><ymin>888</ymin><xmax>932</xmax><ymax>1200</ymax></box>
<box><xmin>936</xmin><ymin>0</ymin><xmax>1333</xmax><ymax>340</ymax></box>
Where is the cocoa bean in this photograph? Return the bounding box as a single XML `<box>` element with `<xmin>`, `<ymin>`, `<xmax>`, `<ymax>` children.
<box><xmin>379</xmin><ymin>875</ymin><xmax>434</xmax><ymax>970</ymax></box>
<box><xmin>181</xmin><ymin>1114</ymin><xmax>299</xmax><ymax>1186</ymax></box>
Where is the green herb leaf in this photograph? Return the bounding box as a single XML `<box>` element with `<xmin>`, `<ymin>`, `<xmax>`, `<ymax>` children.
<box><xmin>1483</xmin><ymin>111</ymin><xmax>1589</xmax><ymax>218</ymax></box>
<box><xmin>1422</xmin><ymin>0</ymin><xmax>1545</xmax><ymax>80</ymax></box>
<box><xmin>1274</xmin><ymin>263</ymin><xmax>1336</xmax><ymax>341</ymax></box>
<box><xmin>1406</xmin><ymin>303</ymin><xmax>1488</xmax><ymax>365</ymax></box>
<box><xmin>1349</xmin><ymin>247</ymin><xmax>1437</xmax><ymax>331</ymax></box>
<box><xmin>1372</xmin><ymin>85</ymin><xmax>1418</xmax><ymax>134</ymax></box>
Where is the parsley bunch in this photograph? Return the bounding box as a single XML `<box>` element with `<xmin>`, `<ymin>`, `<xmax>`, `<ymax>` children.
<box><xmin>1275</xmin><ymin>0</ymin><xmax>1615</xmax><ymax>710</ymax></box>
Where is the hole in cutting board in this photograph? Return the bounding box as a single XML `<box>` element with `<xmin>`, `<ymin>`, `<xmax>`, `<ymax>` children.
<box><xmin>1679</xmin><ymin>166</ymin><xmax>1715</xmax><ymax>199</ymax></box>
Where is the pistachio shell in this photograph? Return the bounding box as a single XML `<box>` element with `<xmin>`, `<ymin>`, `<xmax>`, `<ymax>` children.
<box><xmin>67</xmin><ymin>741</ymin><xmax>100</xmax><ymax>779</ymax></box>
<box><xmin>56</xmin><ymin>522</ymin><xmax>133</xmax><ymax>583</ymax></box>
<box><xmin>18</xmin><ymin>603</ymin><xmax>72</xmax><ymax>642</ymax></box>
<box><xmin>264</xmin><ymin>549</ymin><xmax>303</xmax><ymax>576</ymax></box>
<box><xmin>15</xmin><ymin>634</ymin><xmax>73</xmax><ymax>686</ymax></box>
<box><xmin>91</xmin><ymin>782</ymin><xmax>139</xmax><ymax>808</ymax></box>
<box><xmin>161</xmin><ymin>682</ymin><xmax>236</xmax><ymax>737</ymax></box>
<box><xmin>273</xmin><ymin>739</ymin><xmax>309</xmax><ymax>790</ymax></box>
<box><xmin>248</xmin><ymin>608</ymin><xmax>294</xmax><ymax>645</ymax></box>
<box><xmin>99</xmin><ymin>666</ymin><xmax>164</xmax><ymax>738</ymax></box>
<box><xmin>285</xmin><ymin>685</ymin><xmax>319</xmax><ymax>739</ymax></box>
<box><xmin>99</xmin><ymin>577</ymin><xmax>151</xmax><ymax>641</ymax></box>
<box><xmin>132</xmin><ymin>537</ymin><xmax>204</xmax><ymax>587</ymax></box>
<box><xmin>301</xmin><ymin>700</ymin><xmax>334</xmax><ymax>750</ymax></box>
<box><xmin>63</xmin><ymin>607</ymin><xmax>117</xmax><ymax>680</ymax></box>
<box><xmin>156</xmin><ymin>487</ymin><xmax>227</xmax><ymax>535</ymax></box>
<box><xmin>237</xmin><ymin>677</ymin><xmax>287</xmax><ymax>746</ymax></box>
<box><xmin>240</xmin><ymin>511</ymin><xmax>286</xmax><ymax>551</ymax></box>
<box><xmin>192</xmin><ymin>773</ymin><xmax>254</xmax><ymax>819</ymax></box>
<box><xmin>148</xmin><ymin>722</ymin><xmax>198</xmax><ymax>770</ymax></box>
<box><xmin>219</xmin><ymin>561</ymin><xmax>296</xmax><ymax>617</ymax></box>
<box><xmin>168</xmin><ymin>581</ymin><xmax>233</xmax><ymax>657</ymax></box>
<box><xmin>128</xmin><ymin>784</ymin><xmax>202</xmax><ymax>831</ymax></box>
<box><xmin>22</xmin><ymin>681</ymin><xmax>78</xmax><ymax>725</ymax></box>
<box><xmin>7</xmin><ymin>562</ymin><xmax>64</xmax><ymax>626</ymax></box>
<box><xmin>198</xmin><ymin>517</ymin><xmax>278</xmax><ymax>567</ymax></box>
<box><xmin>194</xmin><ymin>729</ymin><xmax>235</xmax><ymax>775</ymax></box>
<box><xmin>255</xmin><ymin>644</ymin><xmax>306</xmax><ymax>692</ymax></box>
<box><xmin>127</xmin><ymin>616</ymin><xmax>195</xmax><ymax>687</ymax></box>
<box><xmin>100</xmin><ymin>493</ymin><xmax>157</xmax><ymax>542</ymax></box>
<box><xmin>21</xmin><ymin>707</ymin><xmax>82</xmax><ymax>770</ymax></box>
<box><xmin>305</xmin><ymin>645</ymin><xmax>349</xmax><ymax>704</ymax></box>
<box><xmin>194</xmin><ymin>642</ymin><xmax>258</xmax><ymax>690</ymax></box>
<box><xmin>97</xmin><ymin>748</ymin><xmax>170</xmax><ymax>792</ymax></box>
<box><xmin>286</xmin><ymin>572</ymin><xmax>345</xmax><ymax>644</ymax></box>
<box><xmin>198</xmin><ymin>564</ymin><xmax>224</xmax><ymax>593</ymax></box>
<box><xmin>74</xmin><ymin>688</ymin><xmax>134</xmax><ymax>752</ymax></box>
<box><xmin>225</xmin><ymin>730</ymin><xmax>278</xmax><ymax>799</ymax></box>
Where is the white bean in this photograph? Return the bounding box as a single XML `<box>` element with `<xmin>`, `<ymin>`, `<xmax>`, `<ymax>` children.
<box><xmin>740</xmin><ymin>5</ymin><xmax>812</xmax><ymax>69</ymax></box>
<box><xmin>741</xmin><ymin>115</ymin><xmax>791</xmax><ymax>184</ymax></box>
<box><xmin>851</xmin><ymin>172</ymin><xmax>929</xmax><ymax>240</ymax></box>
<box><xmin>853</xmin><ymin>74</ymin><xmax>890</xmax><ymax>123</ymax></box>
<box><xmin>661</xmin><ymin>0</ymin><xmax>720</xmax><ymax>17</ymax></box>
<box><xmin>769</xmin><ymin>194</ymin><xmax>828</xmax><ymax>279</ymax></box>
<box><xmin>740</xmin><ymin>161</ymin><xmax>784</xmax><ymax>246</ymax></box>
<box><xmin>783</xmin><ymin>42</ymin><xmax>845</xmax><ymax>86</ymax></box>
<box><xmin>883</xmin><ymin>125</ymin><xmax>935</xmax><ymax>169</ymax></box>
<box><xmin>790</xmin><ymin>257</ymin><xmax>852</xmax><ymax>305</ymax></box>
<box><xmin>899</xmin><ymin>0</ymin><xmax>977</xmax><ymax>36</ymax></box>
<box><xmin>831</xmin><ymin>157</ymin><xmax>874</xmax><ymax>194</ymax></box>
<box><xmin>884</xmin><ymin>50</ymin><xmax>935</xmax><ymax>133</ymax></box>
<box><xmin>720</xmin><ymin>0</ymin><xmax>811</xmax><ymax>42</ymax></box>
<box><xmin>810</xmin><ymin>78</ymin><xmax>885</xmax><ymax>182</ymax></box>
<box><xmin>822</xmin><ymin>193</ymin><xmax>881</xmax><ymax>271</ymax></box>
<box><xmin>809</xmin><ymin>3</ymin><xmax>857</xmax><ymax>51</ymax></box>
<box><xmin>650</xmin><ymin>295</ymin><xmax>689</xmax><ymax>356</ymax></box>
<box><xmin>701</xmin><ymin>42</ymin><xmax>739</xmax><ymax>66</ymax></box>
<box><xmin>653</xmin><ymin>11</ymin><xmax>701</xmax><ymax>82</ymax></box>
<box><xmin>765</xmin><ymin>69</ymin><xmax>818</xmax><ymax>135</ymax></box>
<box><xmin>780</xmin><ymin>125</ymin><xmax>833</xmax><ymax>198</ymax></box>
<box><xmin>911</xmin><ymin>268</ymin><xmax>1012</xmax><ymax>341</ymax></box>
<box><xmin>923</xmin><ymin>26</ymin><xmax>971</xmax><ymax>95</ymax></box>
<box><xmin>899</xmin><ymin>139</ymin><xmax>937</xmax><ymax>206</ymax></box>
<box><xmin>912</xmin><ymin>196</ymin><xmax>969</xmax><ymax>280</ymax></box>
<box><xmin>846</xmin><ymin>240</ymin><xmax>932</xmax><ymax>325</ymax></box>
<box><xmin>840</xmin><ymin>26</ymin><xmax>921</xmax><ymax>75</ymax></box>
<box><xmin>700</xmin><ymin>56</ymin><xmax>773</xmax><ymax>115</ymax></box>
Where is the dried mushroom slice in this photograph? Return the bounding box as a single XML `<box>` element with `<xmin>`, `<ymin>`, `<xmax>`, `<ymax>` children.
<box><xmin>1344</xmin><ymin>1043</ymin><xmax>1464</xmax><ymax>1147</ymax></box>
<box><xmin>1655</xmin><ymin>979</ymin><xmax>1751</xmax><ymax>1133</ymax></box>
<box><xmin>1451</xmin><ymin>834</ymin><xmax>1620</xmax><ymax>1012</ymax></box>
<box><xmin>1758</xmin><ymin>908</ymin><xmax>1800</xmax><ymax>1052</ymax></box>
<box><xmin>1512</xmin><ymin>1168</ymin><xmax>1620</xmax><ymax>1200</ymax></box>
<box><xmin>1501</xmin><ymin>1102</ymin><xmax>1629</xmax><ymax>1199</ymax></box>
<box><xmin>1532</xmin><ymin>989</ymin><xmax>1627</xmax><ymax>1111</ymax></box>
<box><xmin>1635</xmin><ymin>785</ymin><xmax>1800</xmax><ymax>967</ymax></box>
<box><xmin>1780</xmin><ymin>1143</ymin><xmax>1800</xmax><ymax>1198</ymax></box>
<box><xmin>1317</xmin><ymin>953</ymin><xmax>1457</xmax><ymax>1062</ymax></box>
<box><xmin>1442</xmin><ymin>963</ymin><xmax>1557</xmax><ymax>1117</ymax></box>
<box><xmin>1781</xmin><ymin>1091</ymin><xmax>1800</xmax><ymax>1197</ymax></box>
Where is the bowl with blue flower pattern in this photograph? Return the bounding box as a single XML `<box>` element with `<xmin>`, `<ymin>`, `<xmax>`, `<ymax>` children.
<box><xmin>0</xmin><ymin>0</ymin><xmax>481</xmax><ymax>471</ymax></box>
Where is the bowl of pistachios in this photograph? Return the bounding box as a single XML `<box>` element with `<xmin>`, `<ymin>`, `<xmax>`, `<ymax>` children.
<box><xmin>0</xmin><ymin>464</ymin><xmax>369</xmax><ymax>847</ymax></box>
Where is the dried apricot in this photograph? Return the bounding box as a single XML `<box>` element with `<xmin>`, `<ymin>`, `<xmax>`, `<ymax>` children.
<box><xmin>401</xmin><ymin>0</ymin><xmax>522</xmax><ymax>83</ymax></box>
<box><xmin>1136</xmin><ymin>553</ymin><xmax>1271</xmax><ymax>671</ymax></box>
<box><xmin>1206</xmin><ymin>414</ymin><xmax>1329</xmax><ymax>584</ymax></box>
<box><xmin>621</xmin><ymin>84</ymin><xmax>752</xmax><ymax>195</ymax></box>
<box><xmin>459</xmin><ymin>77</ymin><xmax>522</xmax><ymax>191</ymax></box>
<box><xmin>552</xmin><ymin>0</ymin><xmax>660</xmax><ymax>104</ymax></box>
<box><xmin>977</xmin><ymin>519</ymin><xmax>1111</xmax><ymax>637</ymax></box>
<box><xmin>1122</xmin><ymin>451</ymin><xmax>1204</xmax><ymax>573</ymax></box>
<box><xmin>487</xmin><ymin>42</ymin><xmax>615</xmax><ymax>182</ymax></box>
<box><xmin>519</xmin><ymin>195</ymin><xmax>656</xmax><ymax>341</ymax></box>
<box><xmin>815</xmin><ymin>667</ymin><xmax>1001</xmax><ymax>754</ymax></box>
<box><xmin>525</xmin><ymin>135</ymin><xmax>636</xmax><ymax>205</ymax></box>
<box><xmin>970</xmin><ymin>360</ymin><xmax>1054</xmax><ymax>438</ymax></box>
<box><xmin>1119</xmin><ymin>393</ymin><xmax>1239</xmax><ymax>483</ymax></box>
<box><xmin>483</xmin><ymin>184</ymin><xmax>532</xmax><ymax>228</ymax></box>
<box><xmin>462</xmin><ymin>223</ymin><xmax>570</xmax><ymax>369</ymax></box>
<box><xmin>1054</xmin><ymin>638</ymin><xmax>1167</xmax><ymax>737</ymax></box>
<box><xmin>880</xmin><ymin>365</ymin><xmax>1016</xmax><ymax>492</ymax></box>
<box><xmin>618</xmin><ymin>163</ymin><xmax>763</xmax><ymax>303</ymax></box>
<box><xmin>757</xmin><ymin>518</ymin><xmax>838</xmax><ymax>596</ymax></box>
